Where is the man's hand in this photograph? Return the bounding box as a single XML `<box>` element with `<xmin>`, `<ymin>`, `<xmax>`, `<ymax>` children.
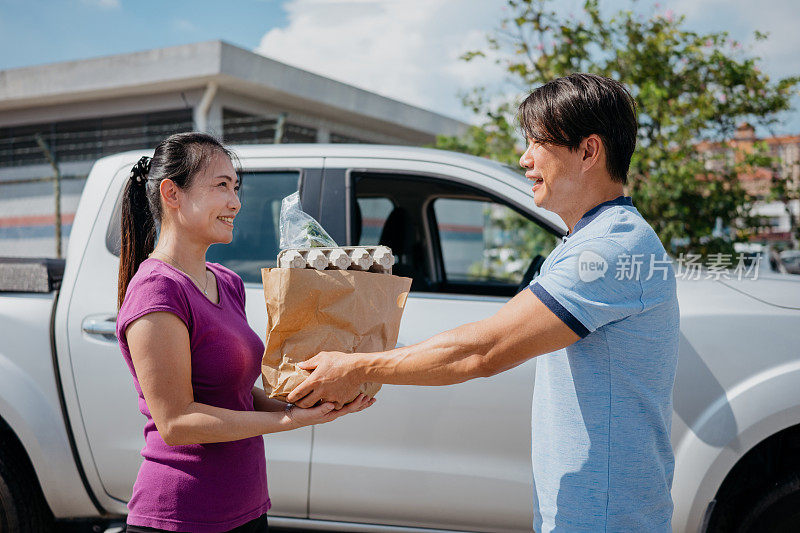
<box><xmin>287</xmin><ymin>351</ymin><xmax>366</xmax><ymax>408</ymax></box>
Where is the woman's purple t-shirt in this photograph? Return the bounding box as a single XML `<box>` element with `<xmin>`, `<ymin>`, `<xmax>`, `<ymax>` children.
<box><xmin>116</xmin><ymin>257</ymin><xmax>270</xmax><ymax>532</ymax></box>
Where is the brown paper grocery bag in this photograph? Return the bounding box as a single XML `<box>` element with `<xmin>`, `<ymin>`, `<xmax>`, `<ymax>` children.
<box><xmin>260</xmin><ymin>267</ymin><xmax>412</xmax><ymax>403</ymax></box>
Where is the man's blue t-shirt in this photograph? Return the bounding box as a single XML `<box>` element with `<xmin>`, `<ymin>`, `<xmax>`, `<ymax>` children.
<box><xmin>528</xmin><ymin>195</ymin><xmax>680</xmax><ymax>532</ymax></box>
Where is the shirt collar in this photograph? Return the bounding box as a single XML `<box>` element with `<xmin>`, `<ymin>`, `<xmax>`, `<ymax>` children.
<box><xmin>564</xmin><ymin>195</ymin><xmax>634</xmax><ymax>240</ymax></box>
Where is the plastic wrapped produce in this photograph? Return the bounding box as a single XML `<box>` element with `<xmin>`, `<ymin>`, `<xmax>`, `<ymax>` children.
<box><xmin>278</xmin><ymin>192</ymin><xmax>337</xmax><ymax>249</ymax></box>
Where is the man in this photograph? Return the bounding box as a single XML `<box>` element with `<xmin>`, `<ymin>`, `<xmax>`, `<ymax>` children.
<box><xmin>287</xmin><ymin>73</ymin><xmax>680</xmax><ymax>532</ymax></box>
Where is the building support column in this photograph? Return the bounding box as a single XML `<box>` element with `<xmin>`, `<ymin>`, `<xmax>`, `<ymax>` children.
<box><xmin>194</xmin><ymin>82</ymin><xmax>218</xmax><ymax>133</ymax></box>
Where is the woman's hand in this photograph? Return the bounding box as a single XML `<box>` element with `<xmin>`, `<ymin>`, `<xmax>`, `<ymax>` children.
<box><xmin>284</xmin><ymin>393</ymin><xmax>375</xmax><ymax>428</ymax></box>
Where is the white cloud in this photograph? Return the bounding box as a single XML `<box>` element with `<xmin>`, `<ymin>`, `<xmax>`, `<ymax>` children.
<box><xmin>255</xmin><ymin>0</ymin><xmax>800</xmax><ymax>131</ymax></box>
<box><xmin>255</xmin><ymin>0</ymin><xmax>507</xmax><ymax>122</ymax></box>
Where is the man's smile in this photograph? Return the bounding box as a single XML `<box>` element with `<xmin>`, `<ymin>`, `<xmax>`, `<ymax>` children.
<box><xmin>526</xmin><ymin>172</ymin><xmax>544</xmax><ymax>191</ymax></box>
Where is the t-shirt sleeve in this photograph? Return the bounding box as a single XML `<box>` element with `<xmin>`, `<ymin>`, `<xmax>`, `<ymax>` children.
<box><xmin>529</xmin><ymin>238</ymin><xmax>643</xmax><ymax>338</ymax></box>
<box><xmin>117</xmin><ymin>274</ymin><xmax>192</xmax><ymax>345</ymax></box>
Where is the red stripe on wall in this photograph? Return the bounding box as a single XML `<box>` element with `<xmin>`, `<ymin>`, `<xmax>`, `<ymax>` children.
<box><xmin>0</xmin><ymin>213</ymin><xmax>76</xmax><ymax>228</ymax></box>
<box><xmin>439</xmin><ymin>223</ymin><xmax>483</xmax><ymax>234</ymax></box>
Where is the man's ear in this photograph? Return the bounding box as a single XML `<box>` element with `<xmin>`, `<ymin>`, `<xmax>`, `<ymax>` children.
<box><xmin>581</xmin><ymin>134</ymin><xmax>603</xmax><ymax>172</ymax></box>
<box><xmin>159</xmin><ymin>178</ymin><xmax>181</xmax><ymax>209</ymax></box>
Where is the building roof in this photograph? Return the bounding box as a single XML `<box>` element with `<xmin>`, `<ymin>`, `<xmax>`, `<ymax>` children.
<box><xmin>0</xmin><ymin>40</ymin><xmax>467</xmax><ymax>138</ymax></box>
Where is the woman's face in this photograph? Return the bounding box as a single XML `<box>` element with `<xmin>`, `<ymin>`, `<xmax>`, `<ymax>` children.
<box><xmin>165</xmin><ymin>150</ymin><xmax>241</xmax><ymax>246</ymax></box>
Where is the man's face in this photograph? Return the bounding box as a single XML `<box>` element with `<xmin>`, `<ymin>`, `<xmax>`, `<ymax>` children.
<box><xmin>519</xmin><ymin>137</ymin><xmax>584</xmax><ymax>211</ymax></box>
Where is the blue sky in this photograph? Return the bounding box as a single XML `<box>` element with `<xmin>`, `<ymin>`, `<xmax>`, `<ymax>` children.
<box><xmin>0</xmin><ymin>0</ymin><xmax>286</xmax><ymax>69</ymax></box>
<box><xmin>1</xmin><ymin>0</ymin><xmax>798</xmax><ymax>135</ymax></box>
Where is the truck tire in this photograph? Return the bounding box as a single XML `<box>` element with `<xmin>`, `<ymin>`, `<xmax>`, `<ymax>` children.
<box><xmin>709</xmin><ymin>473</ymin><xmax>800</xmax><ymax>533</ymax></box>
<box><xmin>736</xmin><ymin>473</ymin><xmax>800</xmax><ymax>533</ymax></box>
<box><xmin>0</xmin><ymin>431</ymin><xmax>55</xmax><ymax>532</ymax></box>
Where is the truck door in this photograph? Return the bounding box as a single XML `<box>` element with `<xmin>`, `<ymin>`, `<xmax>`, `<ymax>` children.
<box><xmin>306</xmin><ymin>159</ymin><xmax>561</xmax><ymax>532</ymax></box>
<box><xmin>65</xmin><ymin>157</ymin><xmax>323</xmax><ymax>517</ymax></box>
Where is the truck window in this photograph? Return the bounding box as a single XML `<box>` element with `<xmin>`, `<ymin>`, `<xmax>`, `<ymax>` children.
<box><xmin>354</xmin><ymin>197</ymin><xmax>395</xmax><ymax>245</ymax></box>
<box><xmin>432</xmin><ymin>197</ymin><xmax>557</xmax><ymax>294</ymax></box>
<box><xmin>107</xmin><ymin>170</ymin><xmax>300</xmax><ymax>284</ymax></box>
<box><xmin>207</xmin><ymin>171</ymin><xmax>300</xmax><ymax>283</ymax></box>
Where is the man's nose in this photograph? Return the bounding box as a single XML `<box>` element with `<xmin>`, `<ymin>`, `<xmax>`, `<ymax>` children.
<box><xmin>519</xmin><ymin>148</ymin><xmax>533</xmax><ymax>168</ymax></box>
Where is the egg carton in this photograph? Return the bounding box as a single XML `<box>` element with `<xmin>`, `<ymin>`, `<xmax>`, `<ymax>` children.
<box><xmin>277</xmin><ymin>245</ymin><xmax>395</xmax><ymax>274</ymax></box>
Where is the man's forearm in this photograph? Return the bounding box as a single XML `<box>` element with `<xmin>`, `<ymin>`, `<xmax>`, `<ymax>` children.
<box><xmin>355</xmin><ymin>321</ymin><xmax>497</xmax><ymax>386</ymax></box>
<box><xmin>288</xmin><ymin>288</ymin><xmax>575</xmax><ymax>407</ymax></box>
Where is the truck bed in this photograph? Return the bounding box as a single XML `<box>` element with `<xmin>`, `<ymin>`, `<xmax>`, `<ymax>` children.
<box><xmin>0</xmin><ymin>257</ymin><xmax>65</xmax><ymax>292</ymax></box>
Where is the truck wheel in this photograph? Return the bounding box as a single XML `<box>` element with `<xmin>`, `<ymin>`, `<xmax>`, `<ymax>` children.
<box><xmin>736</xmin><ymin>474</ymin><xmax>800</xmax><ymax>533</ymax></box>
<box><xmin>0</xmin><ymin>431</ymin><xmax>55</xmax><ymax>532</ymax></box>
<box><xmin>709</xmin><ymin>473</ymin><xmax>800</xmax><ymax>533</ymax></box>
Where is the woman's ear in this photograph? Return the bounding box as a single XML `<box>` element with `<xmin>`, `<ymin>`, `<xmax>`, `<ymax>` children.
<box><xmin>159</xmin><ymin>178</ymin><xmax>181</xmax><ymax>209</ymax></box>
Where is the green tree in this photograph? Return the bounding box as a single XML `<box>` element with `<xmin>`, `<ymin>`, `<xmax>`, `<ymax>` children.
<box><xmin>436</xmin><ymin>0</ymin><xmax>800</xmax><ymax>257</ymax></box>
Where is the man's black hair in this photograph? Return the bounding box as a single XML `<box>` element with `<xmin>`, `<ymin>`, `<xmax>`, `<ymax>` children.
<box><xmin>517</xmin><ymin>73</ymin><xmax>637</xmax><ymax>184</ymax></box>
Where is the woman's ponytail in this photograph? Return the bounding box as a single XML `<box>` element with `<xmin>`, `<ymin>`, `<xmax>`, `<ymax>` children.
<box><xmin>118</xmin><ymin>156</ymin><xmax>156</xmax><ymax>310</ymax></box>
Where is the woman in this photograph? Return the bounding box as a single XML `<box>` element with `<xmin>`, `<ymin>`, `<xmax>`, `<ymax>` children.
<box><xmin>115</xmin><ymin>132</ymin><xmax>373</xmax><ymax>532</ymax></box>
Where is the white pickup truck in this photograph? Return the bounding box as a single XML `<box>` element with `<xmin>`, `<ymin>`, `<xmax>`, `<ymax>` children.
<box><xmin>1</xmin><ymin>145</ymin><xmax>800</xmax><ymax>533</ymax></box>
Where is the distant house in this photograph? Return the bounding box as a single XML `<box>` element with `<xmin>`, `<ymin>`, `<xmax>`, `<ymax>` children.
<box><xmin>697</xmin><ymin>123</ymin><xmax>800</xmax><ymax>246</ymax></box>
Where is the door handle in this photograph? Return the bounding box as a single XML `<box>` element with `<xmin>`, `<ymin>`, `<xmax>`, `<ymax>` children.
<box><xmin>82</xmin><ymin>315</ymin><xmax>118</xmax><ymax>340</ymax></box>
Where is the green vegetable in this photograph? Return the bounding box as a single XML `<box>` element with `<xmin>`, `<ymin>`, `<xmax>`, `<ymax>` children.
<box><xmin>301</xmin><ymin>221</ymin><xmax>336</xmax><ymax>248</ymax></box>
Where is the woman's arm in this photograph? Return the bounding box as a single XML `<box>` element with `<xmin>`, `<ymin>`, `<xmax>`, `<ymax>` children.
<box><xmin>251</xmin><ymin>386</ymin><xmax>289</xmax><ymax>413</ymax></box>
<box><xmin>127</xmin><ymin>311</ymin><xmax>372</xmax><ymax>446</ymax></box>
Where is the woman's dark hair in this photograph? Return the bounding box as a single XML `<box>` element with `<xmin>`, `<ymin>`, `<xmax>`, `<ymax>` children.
<box><xmin>517</xmin><ymin>73</ymin><xmax>637</xmax><ymax>184</ymax></box>
<box><xmin>117</xmin><ymin>132</ymin><xmax>237</xmax><ymax>310</ymax></box>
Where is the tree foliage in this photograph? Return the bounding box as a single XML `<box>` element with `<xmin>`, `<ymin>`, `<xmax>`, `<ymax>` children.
<box><xmin>436</xmin><ymin>0</ymin><xmax>800</xmax><ymax>256</ymax></box>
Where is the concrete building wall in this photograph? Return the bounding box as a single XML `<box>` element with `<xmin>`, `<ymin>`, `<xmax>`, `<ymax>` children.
<box><xmin>211</xmin><ymin>89</ymin><xmax>411</xmax><ymax>145</ymax></box>
<box><xmin>0</xmin><ymin>89</ymin><xmax>205</xmax><ymax>129</ymax></box>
